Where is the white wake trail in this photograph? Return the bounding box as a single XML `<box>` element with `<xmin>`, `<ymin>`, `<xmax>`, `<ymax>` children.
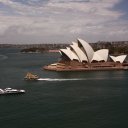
<box><xmin>37</xmin><ymin>78</ymin><xmax>85</xmax><ymax>81</ymax></box>
<box><xmin>37</xmin><ymin>76</ymin><xmax>125</xmax><ymax>81</ymax></box>
<box><xmin>0</xmin><ymin>55</ymin><xmax>8</xmax><ymax>60</ymax></box>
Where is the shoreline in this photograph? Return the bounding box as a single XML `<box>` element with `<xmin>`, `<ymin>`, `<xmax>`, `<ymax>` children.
<box><xmin>43</xmin><ymin>62</ymin><xmax>128</xmax><ymax>72</ymax></box>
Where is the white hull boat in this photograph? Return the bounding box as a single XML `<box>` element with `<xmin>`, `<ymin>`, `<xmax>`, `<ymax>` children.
<box><xmin>0</xmin><ymin>88</ymin><xmax>25</xmax><ymax>95</ymax></box>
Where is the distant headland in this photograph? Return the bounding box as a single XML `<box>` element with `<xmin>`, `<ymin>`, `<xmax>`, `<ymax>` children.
<box><xmin>0</xmin><ymin>40</ymin><xmax>128</xmax><ymax>54</ymax></box>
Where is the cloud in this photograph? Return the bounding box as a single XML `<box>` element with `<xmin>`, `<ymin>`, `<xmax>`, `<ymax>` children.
<box><xmin>0</xmin><ymin>0</ymin><xmax>122</xmax><ymax>16</ymax></box>
<box><xmin>0</xmin><ymin>0</ymin><xmax>127</xmax><ymax>43</ymax></box>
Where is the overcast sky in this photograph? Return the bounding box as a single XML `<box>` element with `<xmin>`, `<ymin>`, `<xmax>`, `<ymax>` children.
<box><xmin>0</xmin><ymin>0</ymin><xmax>128</xmax><ymax>44</ymax></box>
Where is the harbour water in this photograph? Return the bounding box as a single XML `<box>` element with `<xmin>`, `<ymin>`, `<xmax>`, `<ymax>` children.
<box><xmin>0</xmin><ymin>48</ymin><xmax>128</xmax><ymax>128</ymax></box>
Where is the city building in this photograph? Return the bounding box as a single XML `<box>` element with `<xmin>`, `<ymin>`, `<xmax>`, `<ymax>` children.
<box><xmin>43</xmin><ymin>38</ymin><xmax>128</xmax><ymax>71</ymax></box>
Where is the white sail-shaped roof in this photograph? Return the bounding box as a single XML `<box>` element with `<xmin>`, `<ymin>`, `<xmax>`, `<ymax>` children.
<box><xmin>91</xmin><ymin>53</ymin><xmax>104</xmax><ymax>62</ymax></box>
<box><xmin>60</xmin><ymin>49</ymin><xmax>71</xmax><ymax>60</ymax></box>
<box><xmin>70</xmin><ymin>42</ymin><xmax>88</xmax><ymax>62</ymax></box>
<box><xmin>110</xmin><ymin>56</ymin><xmax>116</xmax><ymax>62</ymax></box>
<box><xmin>91</xmin><ymin>49</ymin><xmax>109</xmax><ymax>62</ymax></box>
<box><xmin>66</xmin><ymin>47</ymin><xmax>80</xmax><ymax>61</ymax></box>
<box><xmin>60</xmin><ymin>48</ymin><xmax>79</xmax><ymax>61</ymax></box>
<box><xmin>110</xmin><ymin>55</ymin><xmax>127</xmax><ymax>63</ymax></box>
<box><xmin>77</xmin><ymin>38</ymin><xmax>94</xmax><ymax>63</ymax></box>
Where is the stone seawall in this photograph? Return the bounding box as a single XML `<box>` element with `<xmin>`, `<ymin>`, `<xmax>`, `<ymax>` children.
<box><xmin>43</xmin><ymin>64</ymin><xmax>128</xmax><ymax>72</ymax></box>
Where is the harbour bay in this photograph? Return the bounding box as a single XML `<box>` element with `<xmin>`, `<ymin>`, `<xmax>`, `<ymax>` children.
<box><xmin>0</xmin><ymin>48</ymin><xmax>128</xmax><ymax>128</ymax></box>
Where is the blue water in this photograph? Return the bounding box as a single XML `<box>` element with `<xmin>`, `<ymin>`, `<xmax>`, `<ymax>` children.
<box><xmin>0</xmin><ymin>48</ymin><xmax>128</xmax><ymax>128</ymax></box>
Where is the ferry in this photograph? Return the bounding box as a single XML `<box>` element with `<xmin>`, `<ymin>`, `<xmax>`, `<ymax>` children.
<box><xmin>0</xmin><ymin>88</ymin><xmax>25</xmax><ymax>95</ymax></box>
<box><xmin>24</xmin><ymin>72</ymin><xmax>39</xmax><ymax>81</ymax></box>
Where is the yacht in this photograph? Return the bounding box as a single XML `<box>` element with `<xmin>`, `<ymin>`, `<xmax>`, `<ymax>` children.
<box><xmin>0</xmin><ymin>88</ymin><xmax>25</xmax><ymax>95</ymax></box>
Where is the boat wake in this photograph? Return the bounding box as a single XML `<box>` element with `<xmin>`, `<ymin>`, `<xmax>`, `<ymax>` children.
<box><xmin>38</xmin><ymin>78</ymin><xmax>85</xmax><ymax>81</ymax></box>
<box><xmin>37</xmin><ymin>76</ymin><xmax>126</xmax><ymax>81</ymax></box>
<box><xmin>0</xmin><ymin>55</ymin><xmax>8</xmax><ymax>60</ymax></box>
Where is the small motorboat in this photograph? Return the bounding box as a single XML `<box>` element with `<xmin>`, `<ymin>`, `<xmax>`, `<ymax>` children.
<box><xmin>24</xmin><ymin>72</ymin><xmax>39</xmax><ymax>81</ymax></box>
<box><xmin>0</xmin><ymin>88</ymin><xmax>25</xmax><ymax>95</ymax></box>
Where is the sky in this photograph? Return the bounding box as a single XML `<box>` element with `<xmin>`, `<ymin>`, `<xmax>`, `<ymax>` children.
<box><xmin>0</xmin><ymin>0</ymin><xmax>128</xmax><ymax>44</ymax></box>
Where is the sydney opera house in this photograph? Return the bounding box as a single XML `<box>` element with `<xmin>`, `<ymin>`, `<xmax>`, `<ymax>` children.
<box><xmin>43</xmin><ymin>38</ymin><xmax>128</xmax><ymax>71</ymax></box>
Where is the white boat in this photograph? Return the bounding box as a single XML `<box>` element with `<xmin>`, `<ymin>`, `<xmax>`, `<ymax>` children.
<box><xmin>0</xmin><ymin>88</ymin><xmax>25</xmax><ymax>95</ymax></box>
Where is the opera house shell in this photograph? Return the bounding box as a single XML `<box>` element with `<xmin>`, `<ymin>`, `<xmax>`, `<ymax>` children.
<box><xmin>44</xmin><ymin>38</ymin><xmax>128</xmax><ymax>71</ymax></box>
